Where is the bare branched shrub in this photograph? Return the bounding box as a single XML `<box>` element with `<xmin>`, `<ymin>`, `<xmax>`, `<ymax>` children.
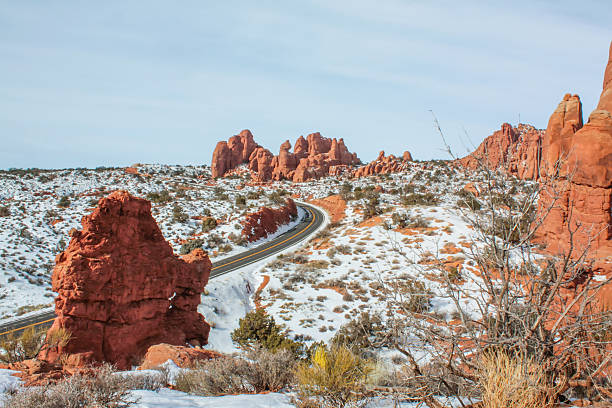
<box><xmin>2</xmin><ymin>363</ymin><xmax>137</xmax><ymax>407</ymax></box>
<box><xmin>378</xmin><ymin>118</ymin><xmax>612</xmax><ymax>407</ymax></box>
<box><xmin>174</xmin><ymin>348</ymin><xmax>296</xmax><ymax>396</ymax></box>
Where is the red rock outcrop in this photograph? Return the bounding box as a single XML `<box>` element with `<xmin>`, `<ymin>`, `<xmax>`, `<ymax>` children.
<box><xmin>211</xmin><ymin>131</ymin><xmax>360</xmax><ymax>182</ymax></box>
<box><xmin>536</xmin><ymin>43</ymin><xmax>612</xmax><ymax>263</ymax></box>
<box><xmin>308</xmin><ymin>195</ymin><xmax>347</xmax><ymax>223</ymax></box>
<box><xmin>241</xmin><ymin>198</ymin><xmax>298</xmax><ymax>243</ymax></box>
<box><xmin>39</xmin><ymin>191</ymin><xmax>212</xmax><ymax>370</ymax></box>
<box><xmin>458</xmin><ymin>123</ymin><xmax>545</xmax><ymax>180</ymax></box>
<box><xmin>211</xmin><ymin>130</ymin><xmax>260</xmax><ymax>178</ymax></box>
<box><xmin>139</xmin><ymin>343</ymin><xmax>221</xmax><ymax>370</ymax></box>
<box><xmin>353</xmin><ymin>150</ymin><xmax>413</xmax><ymax>178</ymax></box>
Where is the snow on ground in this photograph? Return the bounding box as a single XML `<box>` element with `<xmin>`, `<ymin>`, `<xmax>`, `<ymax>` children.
<box><xmin>0</xmin><ymin>369</ymin><xmax>21</xmax><ymax>393</ymax></box>
<box><xmin>130</xmin><ymin>389</ymin><xmax>473</xmax><ymax>408</ymax></box>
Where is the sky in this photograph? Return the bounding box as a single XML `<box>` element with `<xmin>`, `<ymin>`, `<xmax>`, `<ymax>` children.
<box><xmin>1</xmin><ymin>1</ymin><xmax>611</xmax><ymax>169</ymax></box>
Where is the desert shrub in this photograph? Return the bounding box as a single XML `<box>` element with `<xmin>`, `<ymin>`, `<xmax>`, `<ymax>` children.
<box><xmin>391</xmin><ymin>276</ymin><xmax>432</xmax><ymax>313</ymax></box>
<box><xmin>361</xmin><ymin>193</ymin><xmax>381</xmax><ymax>220</ymax></box>
<box><xmin>0</xmin><ymin>326</ymin><xmax>46</xmax><ymax>363</ymax></box>
<box><xmin>201</xmin><ymin>217</ymin><xmax>217</xmax><ymax>233</ymax></box>
<box><xmin>43</xmin><ymin>327</ymin><xmax>72</xmax><ymax>353</ymax></box>
<box><xmin>57</xmin><ymin>196</ymin><xmax>70</xmax><ymax>208</ymax></box>
<box><xmin>228</xmin><ymin>232</ymin><xmax>247</xmax><ymax>246</ymax></box>
<box><xmin>172</xmin><ymin>204</ymin><xmax>188</xmax><ymax>223</ymax></box>
<box><xmin>235</xmin><ymin>194</ymin><xmax>246</xmax><ymax>206</ymax></box>
<box><xmin>0</xmin><ymin>206</ymin><xmax>10</xmax><ymax>217</ymax></box>
<box><xmin>456</xmin><ymin>189</ymin><xmax>482</xmax><ymax>210</ymax></box>
<box><xmin>296</xmin><ymin>260</ymin><xmax>329</xmax><ymax>273</ymax></box>
<box><xmin>175</xmin><ymin>347</ymin><xmax>295</xmax><ymax>396</ymax></box>
<box><xmin>391</xmin><ymin>212</ymin><xmax>408</xmax><ymax>228</ymax></box>
<box><xmin>268</xmin><ymin>189</ymin><xmax>290</xmax><ymax>204</ymax></box>
<box><xmin>206</xmin><ymin>233</ymin><xmax>224</xmax><ymax>248</ymax></box>
<box><xmin>295</xmin><ymin>345</ymin><xmax>373</xmax><ymax>408</ymax></box>
<box><xmin>1</xmin><ymin>363</ymin><xmax>136</xmax><ymax>407</ymax></box>
<box><xmin>335</xmin><ymin>245</ymin><xmax>351</xmax><ymax>255</ymax></box>
<box><xmin>231</xmin><ymin>309</ymin><xmax>302</xmax><ymax>356</ymax></box>
<box><xmin>326</xmin><ymin>247</ymin><xmax>337</xmax><ymax>259</ymax></box>
<box><xmin>488</xmin><ymin>212</ymin><xmax>532</xmax><ymax>244</ymax></box>
<box><xmin>339</xmin><ymin>182</ymin><xmax>353</xmax><ymax>201</ymax></box>
<box><xmin>391</xmin><ymin>213</ymin><xmax>429</xmax><ymax>229</ymax></box>
<box><xmin>246</xmin><ymin>190</ymin><xmax>262</xmax><ymax>200</ymax></box>
<box><xmin>332</xmin><ymin>312</ymin><xmax>386</xmax><ymax>352</ymax></box>
<box><xmin>146</xmin><ymin>190</ymin><xmax>172</xmax><ymax>203</ymax></box>
<box><xmin>401</xmin><ymin>192</ymin><xmax>439</xmax><ymax>206</ymax></box>
<box><xmin>179</xmin><ymin>238</ymin><xmax>205</xmax><ymax>255</ymax></box>
<box><xmin>478</xmin><ymin>350</ymin><xmax>556</xmax><ymax>408</ymax></box>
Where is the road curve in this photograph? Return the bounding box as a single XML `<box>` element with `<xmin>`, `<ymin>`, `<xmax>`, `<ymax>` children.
<box><xmin>0</xmin><ymin>203</ymin><xmax>325</xmax><ymax>339</ymax></box>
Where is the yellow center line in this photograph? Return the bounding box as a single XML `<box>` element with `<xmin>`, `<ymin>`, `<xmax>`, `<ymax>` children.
<box><xmin>0</xmin><ymin>317</ymin><xmax>55</xmax><ymax>337</ymax></box>
<box><xmin>0</xmin><ymin>206</ymin><xmax>319</xmax><ymax>337</ymax></box>
<box><xmin>212</xmin><ymin>206</ymin><xmax>316</xmax><ymax>271</ymax></box>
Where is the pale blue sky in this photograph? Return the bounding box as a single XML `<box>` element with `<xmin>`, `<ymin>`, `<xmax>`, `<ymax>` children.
<box><xmin>1</xmin><ymin>1</ymin><xmax>611</xmax><ymax>169</ymax></box>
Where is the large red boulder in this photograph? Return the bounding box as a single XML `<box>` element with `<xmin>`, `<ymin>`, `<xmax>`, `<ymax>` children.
<box><xmin>139</xmin><ymin>343</ymin><xmax>221</xmax><ymax>370</ymax></box>
<box><xmin>536</xmin><ymin>42</ymin><xmax>612</xmax><ymax>263</ymax></box>
<box><xmin>39</xmin><ymin>191</ymin><xmax>212</xmax><ymax>370</ymax></box>
<box><xmin>241</xmin><ymin>199</ymin><xmax>298</xmax><ymax>242</ymax></box>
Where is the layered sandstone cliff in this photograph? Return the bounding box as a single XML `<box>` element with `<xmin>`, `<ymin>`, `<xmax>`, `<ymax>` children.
<box><xmin>211</xmin><ymin>131</ymin><xmax>360</xmax><ymax>182</ymax></box>
<box><xmin>459</xmin><ymin>123</ymin><xmax>545</xmax><ymax>180</ymax></box>
<box><xmin>40</xmin><ymin>191</ymin><xmax>212</xmax><ymax>370</ymax></box>
<box><xmin>536</xmin><ymin>43</ymin><xmax>612</xmax><ymax>262</ymax></box>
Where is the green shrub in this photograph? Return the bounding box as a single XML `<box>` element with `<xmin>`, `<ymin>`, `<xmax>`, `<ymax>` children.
<box><xmin>401</xmin><ymin>192</ymin><xmax>439</xmax><ymax>206</ymax></box>
<box><xmin>172</xmin><ymin>204</ymin><xmax>188</xmax><ymax>223</ymax></box>
<box><xmin>231</xmin><ymin>309</ymin><xmax>302</xmax><ymax>356</ymax></box>
<box><xmin>57</xmin><ymin>196</ymin><xmax>70</xmax><ymax>208</ymax></box>
<box><xmin>180</xmin><ymin>238</ymin><xmax>205</xmax><ymax>255</ymax></box>
<box><xmin>235</xmin><ymin>195</ymin><xmax>246</xmax><ymax>206</ymax></box>
<box><xmin>146</xmin><ymin>190</ymin><xmax>172</xmax><ymax>203</ymax></box>
<box><xmin>456</xmin><ymin>189</ymin><xmax>482</xmax><ymax>210</ymax></box>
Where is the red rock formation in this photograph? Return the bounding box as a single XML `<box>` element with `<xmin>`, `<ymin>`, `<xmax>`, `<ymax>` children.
<box><xmin>211</xmin><ymin>131</ymin><xmax>360</xmax><ymax>182</ymax></box>
<box><xmin>39</xmin><ymin>191</ymin><xmax>212</xmax><ymax>370</ymax></box>
<box><xmin>248</xmin><ymin>146</ymin><xmax>275</xmax><ymax>182</ymax></box>
<box><xmin>308</xmin><ymin>195</ymin><xmax>347</xmax><ymax>223</ymax></box>
<box><xmin>541</xmin><ymin>94</ymin><xmax>583</xmax><ymax>176</ymax></box>
<box><xmin>353</xmin><ymin>150</ymin><xmax>412</xmax><ymax>178</ymax></box>
<box><xmin>241</xmin><ymin>199</ymin><xmax>298</xmax><ymax>243</ymax></box>
<box><xmin>211</xmin><ymin>130</ymin><xmax>260</xmax><ymax>178</ymax></box>
<box><xmin>536</xmin><ymin>43</ymin><xmax>612</xmax><ymax>263</ymax></box>
<box><xmin>458</xmin><ymin>123</ymin><xmax>545</xmax><ymax>180</ymax></box>
<box><xmin>139</xmin><ymin>343</ymin><xmax>221</xmax><ymax>370</ymax></box>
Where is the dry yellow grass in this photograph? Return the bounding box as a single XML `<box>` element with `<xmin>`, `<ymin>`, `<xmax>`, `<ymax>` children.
<box><xmin>478</xmin><ymin>350</ymin><xmax>557</xmax><ymax>408</ymax></box>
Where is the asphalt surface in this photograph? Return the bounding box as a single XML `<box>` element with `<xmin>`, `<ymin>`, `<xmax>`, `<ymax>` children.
<box><xmin>0</xmin><ymin>203</ymin><xmax>324</xmax><ymax>339</ymax></box>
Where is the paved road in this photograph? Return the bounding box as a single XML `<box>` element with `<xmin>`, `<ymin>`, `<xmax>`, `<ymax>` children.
<box><xmin>0</xmin><ymin>203</ymin><xmax>324</xmax><ymax>339</ymax></box>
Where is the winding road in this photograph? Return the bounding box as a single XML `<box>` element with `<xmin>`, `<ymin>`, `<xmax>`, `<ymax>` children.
<box><xmin>0</xmin><ymin>203</ymin><xmax>324</xmax><ymax>339</ymax></box>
